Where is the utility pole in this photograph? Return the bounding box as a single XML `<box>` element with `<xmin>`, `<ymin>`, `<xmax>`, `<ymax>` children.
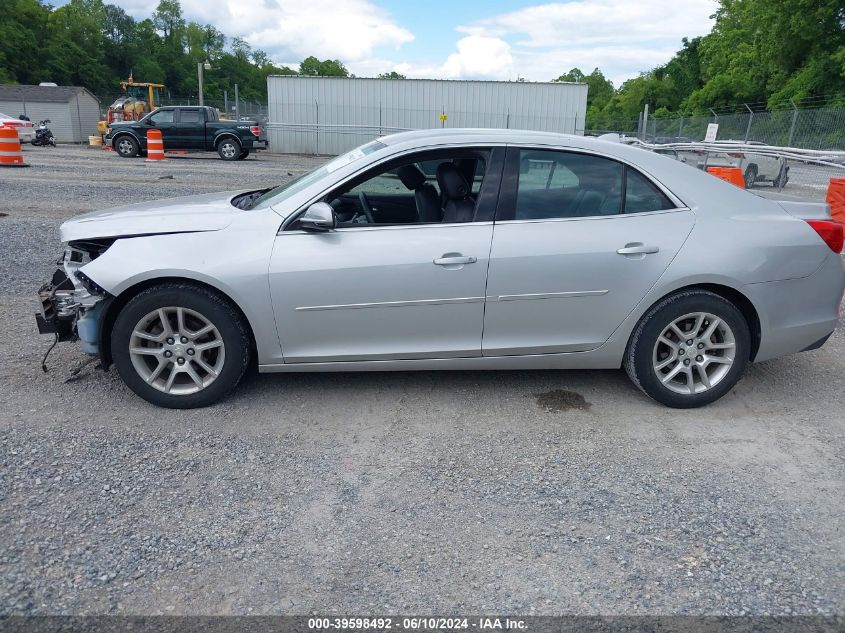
<box><xmin>197</xmin><ymin>60</ymin><xmax>211</xmax><ymax>106</ymax></box>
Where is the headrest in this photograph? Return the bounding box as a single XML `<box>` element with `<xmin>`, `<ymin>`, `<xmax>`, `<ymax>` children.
<box><xmin>396</xmin><ymin>164</ymin><xmax>427</xmax><ymax>190</ymax></box>
<box><xmin>436</xmin><ymin>162</ymin><xmax>470</xmax><ymax>200</ymax></box>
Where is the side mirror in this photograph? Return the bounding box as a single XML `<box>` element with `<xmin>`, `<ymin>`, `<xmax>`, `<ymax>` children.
<box><xmin>299</xmin><ymin>202</ymin><xmax>337</xmax><ymax>232</ymax></box>
<box><xmin>147</xmin><ymin>119</ymin><xmax>156</xmax><ymax>126</ymax></box>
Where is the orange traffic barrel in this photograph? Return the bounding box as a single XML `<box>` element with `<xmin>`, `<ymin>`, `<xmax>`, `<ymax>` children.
<box><xmin>706</xmin><ymin>166</ymin><xmax>745</xmax><ymax>188</ymax></box>
<box><xmin>0</xmin><ymin>126</ymin><xmax>28</xmax><ymax>167</ymax></box>
<box><xmin>825</xmin><ymin>178</ymin><xmax>845</xmax><ymax>225</ymax></box>
<box><xmin>145</xmin><ymin>129</ymin><xmax>166</xmax><ymax>162</ymax></box>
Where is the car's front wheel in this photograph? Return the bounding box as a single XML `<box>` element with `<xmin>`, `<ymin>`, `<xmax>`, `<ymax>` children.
<box><xmin>111</xmin><ymin>283</ymin><xmax>251</xmax><ymax>408</ymax></box>
<box><xmin>624</xmin><ymin>290</ymin><xmax>750</xmax><ymax>408</ymax></box>
<box><xmin>114</xmin><ymin>135</ymin><xmax>139</xmax><ymax>158</ymax></box>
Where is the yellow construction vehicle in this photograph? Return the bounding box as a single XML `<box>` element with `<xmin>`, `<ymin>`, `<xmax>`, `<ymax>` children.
<box><xmin>98</xmin><ymin>75</ymin><xmax>165</xmax><ymax>133</ymax></box>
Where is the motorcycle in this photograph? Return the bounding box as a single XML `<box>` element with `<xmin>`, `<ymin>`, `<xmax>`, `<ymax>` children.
<box><xmin>31</xmin><ymin>120</ymin><xmax>56</xmax><ymax>147</ymax></box>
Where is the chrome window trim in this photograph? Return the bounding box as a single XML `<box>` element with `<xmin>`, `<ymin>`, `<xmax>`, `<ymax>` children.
<box><xmin>279</xmin><ymin>220</ymin><xmax>494</xmax><ymax>236</ymax></box>
<box><xmin>492</xmin><ymin>207</ymin><xmax>691</xmax><ymax>225</ymax></box>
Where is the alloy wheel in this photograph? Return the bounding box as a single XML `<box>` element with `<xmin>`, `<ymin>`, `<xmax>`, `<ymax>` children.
<box><xmin>220</xmin><ymin>142</ymin><xmax>237</xmax><ymax>159</ymax></box>
<box><xmin>128</xmin><ymin>306</ymin><xmax>225</xmax><ymax>395</ymax></box>
<box><xmin>117</xmin><ymin>138</ymin><xmax>135</xmax><ymax>156</ymax></box>
<box><xmin>652</xmin><ymin>311</ymin><xmax>736</xmax><ymax>395</ymax></box>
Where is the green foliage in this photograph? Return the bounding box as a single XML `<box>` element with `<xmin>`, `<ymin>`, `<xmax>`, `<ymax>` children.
<box><xmin>298</xmin><ymin>56</ymin><xmax>349</xmax><ymax>77</ymax></box>
<box><xmin>561</xmin><ymin>1</ymin><xmax>844</xmax><ymax>130</ymax></box>
<box><xmin>0</xmin><ymin>0</ymin><xmax>346</xmax><ymax>105</ymax></box>
<box><xmin>378</xmin><ymin>71</ymin><xmax>407</xmax><ymax>79</ymax></box>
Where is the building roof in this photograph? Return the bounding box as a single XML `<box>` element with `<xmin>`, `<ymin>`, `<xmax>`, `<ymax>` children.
<box><xmin>0</xmin><ymin>84</ymin><xmax>100</xmax><ymax>104</ymax></box>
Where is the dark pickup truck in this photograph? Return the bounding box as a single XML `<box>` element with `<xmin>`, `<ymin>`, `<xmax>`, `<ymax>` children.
<box><xmin>106</xmin><ymin>106</ymin><xmax>266</xmax><ymax>160</ymax></box>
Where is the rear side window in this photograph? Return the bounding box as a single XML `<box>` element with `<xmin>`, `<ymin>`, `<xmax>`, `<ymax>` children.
<box><xmin>179</xmin><ymin>110</ymin><xmax>201</xmax><ymax>124</ymax></box>
<box><xmin>625</xmin><ymin>168</ymin><xmax>675</xmax><ymax>213</ymax></box>
<box><xmin>514</xmin><ymin>150</ymin><xmax>623</xmax><ymax>220</ymax></box>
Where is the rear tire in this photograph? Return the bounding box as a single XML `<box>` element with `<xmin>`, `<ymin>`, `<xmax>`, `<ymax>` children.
<box><xmin>744</xmin><ymin>165</ymin><xmax>757</xmax><ymax>189</ymax></box>
<box><xmin>773</xmin><ymin>165</ymin><xmax>789</xmax><ymax>188</ymax></box>
<box><xmin>111</xmin><ymin>283</ymin><xmax>251</xmax><ymax>408</ymax></box>
<box><xmin>217</xmin><ymin>138</ymin><xmax>241</xmax><ymax>161</ymax></box>
<box><xmin>238</xmin><ymin>149</ymin><xmax>250</xmax><ymax>160</ymax></box>
<box><xmin>624</xmin><ymin>290</ymin><xmax>750</xmax><ymax>408</ymax></box>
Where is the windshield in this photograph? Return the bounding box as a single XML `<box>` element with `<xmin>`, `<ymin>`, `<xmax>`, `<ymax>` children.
<box><xmin>251</xmin><ymin>140</ymin><xmax>387</xmax><ymax>210</ymax></box>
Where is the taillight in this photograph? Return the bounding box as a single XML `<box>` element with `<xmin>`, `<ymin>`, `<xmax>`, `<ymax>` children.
<box><xmin>250</xmin><ymin>125</ymin><xmax>260</xmax><ymax>137</ymax></box>
<box><xmin>806</xmin><ymin>220</ymin><xmax>844</xmax><ymax>253</ymax></box>
<box><xmin>727</xmin><ymin>152</ymin><xmax>744</xmax><ymax>158</ymax></box>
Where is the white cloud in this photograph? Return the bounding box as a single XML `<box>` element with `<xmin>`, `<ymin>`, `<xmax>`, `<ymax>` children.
<box><xmin>105</xmin><ymin>0</ymin><xmax>716</xmax><ymax>85</ymax></box>
<box><xmin>453</xmin><ymin>0</ymin><xmax>718</xmax><ymax>84</ymax></box>
<box><xmin>440</xmin><ymin>35</ymin><xmax>514</xmax><ymax>79</ymax></box>
<box><xmin>118</xmin><ymin>0</ymin><xmax>414</xmax><ymax>64</ymax></box>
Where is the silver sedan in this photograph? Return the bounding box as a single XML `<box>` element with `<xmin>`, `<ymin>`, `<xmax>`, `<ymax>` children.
<box><xmin>35</xmin><ymin>129</ymin><xmax>845</xmax><ymax>408</ymax></box>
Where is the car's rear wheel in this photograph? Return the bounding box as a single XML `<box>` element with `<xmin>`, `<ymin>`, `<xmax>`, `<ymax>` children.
<box><xmin>773</xmin><ymin>165</ymin><xmax>789</xmax><ymax>188</ymax></box>
<box><xmin>111</xmin><ymin>283</ymin><xmax>251</xmax><ymax>408</ymax></box>
<box><xmin>217</xmin><ymin>138</ymin><xmax>241</xmax><ymax>161</ymax></box>
<box><xmin>238</xmin><ymin>149</ymin><xmax>250</xmax><ymax>160</ymax></box>
<box><xmin>624</xmin><ymin>290</ymin><xmax>750</xmax><ymax>408</ymax></box>
<box><xmin>744</xmin><ymin>165</ymin><xmax>757</xmax><ymax>188</ymax></box>
<box><xmin>114</xmin><ymin>135</ymin><xmax>139</xmax><ymax>158</ymax></box>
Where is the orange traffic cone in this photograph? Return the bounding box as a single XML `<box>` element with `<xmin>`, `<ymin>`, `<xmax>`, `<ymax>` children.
<box><xmin>706</xmin><ymin>166</ymin><xmax>745</xmax><ymax>188</ymax></box>
<box><xmin>825</xmin><ymin>178</ymin><xmax>845</xmax><ymax>225</ymax></box>
<box><xmin>0</xmin><ymin>126</ymin><xmax>28</xmax><ymax>167</ymax></box>
<box><xmin>145</xmin><ymin>129</ymin><xmax>166</xmax><ymax>162</ymax></box>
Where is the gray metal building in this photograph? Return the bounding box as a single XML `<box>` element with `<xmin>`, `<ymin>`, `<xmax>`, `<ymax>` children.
<box><xmin>266</xmin><ymin>76</ymin><xmax>588</xmax><ymax>155</ymax></box>
<box><xmin>0</xmin><ymin>85</ymin><xmax>101</xmax><ymax>143</ymax></box>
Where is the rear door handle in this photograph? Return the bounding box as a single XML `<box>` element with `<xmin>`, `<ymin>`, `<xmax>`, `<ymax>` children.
<box><xmin>616</xmin><ymin>243</ymin><xmax>659</xmax><ymax>256</ymax></box>
<box><xmin>433</xmin><ymin>254</ymin><xmax>477</xmax><ymax>266</ymax></box>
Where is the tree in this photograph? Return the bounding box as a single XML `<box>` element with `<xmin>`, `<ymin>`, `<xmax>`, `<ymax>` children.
<box><xmin>378</xmin><ymin>71</ymin><xmax>406</xmax><ymax>79</ymax></box>
<box><xmin>299</xmin><ymin>56</ymin><xmax>348</xmax><ymax>77</ymax></box>
<box><xmin>152</xmin><ymin>0</ymin><xmax>183</xmax><ymax>41</ymax></box>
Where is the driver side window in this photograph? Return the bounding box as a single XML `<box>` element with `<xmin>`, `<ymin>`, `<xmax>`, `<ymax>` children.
<box><xmin>149</xmin><ymin>109</ymin><xmax>175</xmax><ymax>125</ymax></box>
<box><xmin>325</xmin><ymin>152</ymin><xmax>489</xmax><ymax>227</ymax></box>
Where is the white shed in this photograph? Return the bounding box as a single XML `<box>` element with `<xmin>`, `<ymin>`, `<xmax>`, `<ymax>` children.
<box><xmin>0</xmin><ymin>85</ymin><xmax>101</xmax><ymax>143</ymax></box>
<box><xmin>266</xmin><ymin>76</ymin><xmax>588</xmax><ymax>155</ymax></box>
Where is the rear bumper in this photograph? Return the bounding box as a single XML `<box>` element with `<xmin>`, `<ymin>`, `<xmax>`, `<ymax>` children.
<box><xmin>748</xmin><ymin>252</ymin><xmax>845</xmax><ymax>362</ymax></box>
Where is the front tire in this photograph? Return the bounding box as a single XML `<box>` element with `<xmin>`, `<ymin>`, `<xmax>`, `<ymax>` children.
<box><xmin>111</xmin><ymin>283</ymin><xmax>251</xmax><ymax>408</ymax></box>
<box><xmin>624</xmin><ymin>290</ymin><xmax>750</xmax><ymax>408</ymax></box>
<box><xmin>217</xmin><ymin>138</ymin><xmax>241</xmax><ymax>161</ymax></box>
<box><xmin>114</xmin><ymin>135</ymin><xmax>139</xmax><ymax>158</ymax></box>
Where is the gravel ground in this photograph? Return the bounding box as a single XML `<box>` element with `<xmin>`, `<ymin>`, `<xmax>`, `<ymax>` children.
<box><xmin>0</xmin><ymin>146</ymin><xmax>843</xmax><ymax>616</ymax></box>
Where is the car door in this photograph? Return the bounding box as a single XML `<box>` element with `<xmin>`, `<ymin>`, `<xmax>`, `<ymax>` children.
<box><xmin>173</xmin><ymin>108</ymin><xmax>203</xmax><ymax>149</ymax></box>
<box><xmin>145</xmin><ymin>108</ymin><xmax>177</xmax><ymax>146</ymax></box>
<box><xmin>482</xmin><ymin>147</ymin><xmax>695</xmax><ymax>356</ymax></box>
<box><xmin>268</xmin><ymin>147</ymin><xmax>504</xmax><ymax>363</ymax></box>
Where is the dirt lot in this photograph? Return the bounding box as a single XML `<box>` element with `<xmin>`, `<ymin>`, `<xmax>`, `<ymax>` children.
<box><xmin>0</xmin><ymin>146</ymin><xmax>843</xmax><ymax>616</ymax></box>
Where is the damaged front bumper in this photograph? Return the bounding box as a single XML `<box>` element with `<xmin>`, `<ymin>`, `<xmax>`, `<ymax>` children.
<box><xmin>36</xmin><ymin>244</ymin><xmax>110</xmax><ymax>355</ymax></box>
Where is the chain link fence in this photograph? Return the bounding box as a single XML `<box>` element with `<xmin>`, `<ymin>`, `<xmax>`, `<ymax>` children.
<box><xmin>635</xmin><ymin>106</ymin><xmax>845</xmax><ymax>151</ymax></box>
<box><xmin>96</xmin><ymin>94</ymin><xmax>268</xmax><ymax>121</ymax></box>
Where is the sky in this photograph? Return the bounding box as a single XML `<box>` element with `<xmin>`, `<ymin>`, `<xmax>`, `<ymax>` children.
<box><xmin>53</xmin><ymin>0</ymin><xmax>720</xmax><ymax>87</ymax></box>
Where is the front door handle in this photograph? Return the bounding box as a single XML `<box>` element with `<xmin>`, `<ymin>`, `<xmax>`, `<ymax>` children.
<box><xmin>433</xmin><ymin>254</ymin><xmax>477</xmax><ymax>266</ymax></box>
<box><xmin>616</xmin><ymin>243</ymin><xmax>659</xmax><ymax>256</ymax></box>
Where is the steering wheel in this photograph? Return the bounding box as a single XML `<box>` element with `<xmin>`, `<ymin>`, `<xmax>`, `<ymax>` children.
<box><xmin>357</xmin><ymin>191</ymin><xmax>375</xmax><ymax>224</ymax></box>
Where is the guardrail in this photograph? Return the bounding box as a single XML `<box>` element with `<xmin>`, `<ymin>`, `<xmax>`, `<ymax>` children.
<box><xmin>631</xmin><ymin>140</ymin><xmax>845</xmax><ymax>201</ymax></box>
